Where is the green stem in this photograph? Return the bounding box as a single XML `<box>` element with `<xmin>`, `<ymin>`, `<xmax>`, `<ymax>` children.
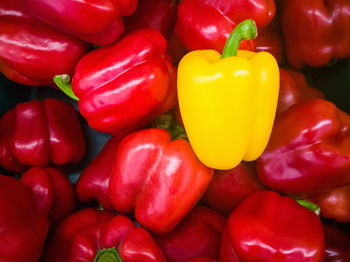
<box><xmin>296</xmin><ymin>199</ymin><xmax>320</xmax><ymax>215</ymax></box>
<box><xmin>53</xmin><ymin>74</ymin><xmax>79</xmax><ymax>101</ymax></box>
<box><xmin>221</xmin><ymin>19</ymin><xmax>257</xmax><ymax>59</ymax></box>
<box><xmin>94</xmin><ymin>248</ymin><xmax>122</xmax><ymax>262</ymax></box>
<box><xmin>154</xmin><ymin>112</ymin><xmax>188</xmax><ymax>140</ymax></box>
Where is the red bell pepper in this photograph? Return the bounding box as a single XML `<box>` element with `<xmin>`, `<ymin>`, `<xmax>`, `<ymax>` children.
<box><xmin>188</xmin><ymin>259</ymin><xmax>219</xmax><ymax>262</ymax></box>
<box><xmin>175</xmin><ymin>0</ymin><xmax>275</xmax><ymax>52</ymax></box>
<box><xmin>306</xmin><ymin>184</ymin><xmax>350</xmax><ymax>223</ymax></box>
<box><xmin>0</xmin><ymin>0</ymin><xmax>89</xmax><ymax>87</ymax></box>
<box><xmin>277</xmin><ymin>68</ymin><xmax>325</xmax><ymax>115</ymax></box>
<box><xmin>124</xmin><ymin>0</ymin><xmax>178</xmax><ymax>40</ymax></box>
<box><xmin>76</xmin><ymin>135</ymin><xmax>125</xmax><ymax>211</ymax></box>
<box><xmin>220</xmin><ymin>190</ymin><xmax>325</xmax><ymax>262</ymax></box>
<box><xmin>257</xmin><ymin>99</ymin><xmax>350</xmax><ymax>195</ymax></box>
<box><xmin>323</xmin><ymin>224</ymin><xmax>350</xmax><ymax>262</ymax></box>
<box><xmin>109</xmin><ymin>128</ymin><xmax>213</xmax><ymax>234</ymax></box>
<box><xmin>281</xmin><ymin>0</ymin><xmax>350</xmax><ymax>68</ymax></box>
<box><xmin>0</xmin><ymin>174</ymin><xmax>49</xmax><ymax>262</ymax></box>
<box><xmin>43</xmin><ymin>208</ymin><xmax>166</xmax><ymax>262</ymax></box>
<box><xmin>20</xmin><ymin>167</ymin><xmax>76</xmax><ymax>228</ymax></box>
<box><xmin>56</xmin><ymin>29</ymin><xmax>177</xmax><ymax>135</ymax></box>
<box><xmin>256</xmin><ymin>15</ymin><xmax>284</xmax><ymax>65</ymax></box>
<box><xmin>21</xmin><ymin>0</ymin><xmax>138</xmax><ymax>46</ymax></box>
<box><xmin>0</xmin><ymin>99</ymin><xmax>86</xmax><ymax>173</ymax></box>
<box><xmin>154</xmin><ymin>205</ymin><xmax>226</xmax><ymax>262</ymax></box>
<box><xmin>203</xmin><ymin>162</ymin><xmax>265</xmax><ymax>216</ymax></box>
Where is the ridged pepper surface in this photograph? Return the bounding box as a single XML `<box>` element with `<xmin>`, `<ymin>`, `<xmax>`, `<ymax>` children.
<box><xmin>0</xmin><ymin>99</ymin><xmax>86</xmax><ymax>173</ymax></box>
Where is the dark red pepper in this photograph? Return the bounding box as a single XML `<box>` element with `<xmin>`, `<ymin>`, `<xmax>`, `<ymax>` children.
<box><xmin>154</xmin><ymin>205</ymin><xmax>226</xmax><ymax>262</ymax></box>
<box><xmin>57</xmin><ymin>29</ymin><xmax>177</xmax><ymax>135</ymax></box>
<box><xmin>175</xmin><ymin>0</ymin><xmax>276</xmax><ymax>52</ymax></box>
<box><xmin>257</xmin><ymin>99</ymin><xmax>350</xmax><ymax>195</ymax></box>
<box><xmin>21</xmin><ymin>0</ymin><xmax>138</xmax><ymax>46</ymax></box>
<box><xmin>203</xmin><ymin>162</ymin><xmax>265</xmax><ymax>216</ymax></box>
<box><xmin>307</xmin><ymin>184</ymin><xmax>350</xmax><ymax>223</ymax></box>
<box><xmin>0</xmin><ymin>99</ymin><xmax>86</xmax><ymax>173</ymax></box>
<box><xmin>124</xmin><ymin>0</ymin><xmax>178</xmax><ymax>40</ymax></box>
<box><xmin>20</xmin><ymin>167</ymin><xmax>76</xmax><ymax>228</ymax></box>
<box><xmin>277</xmin><ymin>68</ymin><xmax>325</xmax><ymax>115</ymax></box>
<box><xmin>76</xmin><ymin>135</ymin><xmax>125</xmax><ymax>211</ymax></box>
<box><xmin>220</xmin><ymin>190</ymin><xmax>325</xmax><ymax>262</ymax></box>
<box><xmin>323</xmin><ymin>224</ymin><xmax>350</xmax><ymax>262</ymax></box>
<box><xmin>0</xmin><ymin>0</ymin><xmax>89</xmax><ymax>86</ymax></box>
<box><xmin>43</xmin><ymin>208</ymin><xmax>166</xmax><ymax>262</ymax></box>
<box><xmin>281</xmin><ymin>0</ymin><xmax>350</xmax><ymax>68</ymax></box>
<box><xmin>109</xmin><ymin>128</ymin><xmax>213</xmax><ymax>234</ymax></box>
<box><xmin>0</xmin><ymin>174</ymin><xmax>49</xmax><ymax>262</ymax></box>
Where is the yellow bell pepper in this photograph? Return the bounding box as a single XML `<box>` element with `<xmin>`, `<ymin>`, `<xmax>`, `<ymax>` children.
<box><xmin>177</xmin><ymin>19</ymin><xmax>279</xmax><ymax>170</ymax></box>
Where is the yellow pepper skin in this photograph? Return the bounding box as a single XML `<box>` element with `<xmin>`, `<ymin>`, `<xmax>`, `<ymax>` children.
<box><xmin>177</xmin><ymin>20</ymin><xmax>279</xmax><ymax>170</ymax></box>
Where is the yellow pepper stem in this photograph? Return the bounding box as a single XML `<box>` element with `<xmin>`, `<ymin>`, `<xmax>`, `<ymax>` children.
<box><xmin>221</xmin><ymin>19</ymin><xmax>257</xmax><ymax>59</ymax></box>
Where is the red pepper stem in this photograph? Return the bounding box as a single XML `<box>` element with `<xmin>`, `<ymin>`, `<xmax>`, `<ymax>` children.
<box><xmin>221</xmin><ymin>19</ymin><xmax>257</xmax><ymax>59</ymax></box>
<box><xmin>296</xmin><ymin>199</ymin><xmax>321</xmax><ymax>216</ymax></box>
<box><xmin>94</xmin><ymin>248</ymin><xmax>122</xmax><ymax>262</ymax></box>
<box><xmin>53</xmin><ymin>74</ymin><xmax>79</xmax><ymax>101</ymax></box>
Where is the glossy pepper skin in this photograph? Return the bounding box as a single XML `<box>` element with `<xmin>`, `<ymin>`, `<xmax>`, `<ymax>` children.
<box><xmin>277</xmin><ymin>68</ymin><xmax>325</xmax><ymax>115</ymax></box>
<box><xmin>76</xmin><ymin>135</ymin><xmax>125</xmax><ymax>211</ymax></box>
<box><xmin>178</xmin><ymin>20</ymin><xmax>279</xmax><ymax>169</ymax></box>
<box><xmin>124</xmin><ymin>0</ymin><xmax>178</xmax><ymax>40</ymax></box>
<box><xmin>323</xmin><ymin>224</ymin><xmax>350</xmax><ymax>262</ymax></box>
<box><xmin>0</xmin><ymin>99</ymin><xmax>86</xmax><ymax>173</ymax></box>
<box><xmin>203</xmin><ymin>162</ymin><xmax>265</xmax><ymax>216</ymax></box>
<box><xmin>307</xmin><ymin>184</ymin><xmax>350</xmax><ymax>222</ymax></box>
<box><xmin>256</xmin><ymin>15</ymin><xmax>284</xmax><ymax>65</ymax></box>
<box><xmin>0</xmin><ymin>0</ymin><xmax>89</xmax><ymax>87</ymax></box>
<box><xmin>70</xmin><ymin>29</ymin><xmax>177</xmax><ymax>135</ymax></box>
<box><xmin>220</xmin><ymin>190</ymin><xmax>325</xmax><ymax>262</ymax></box>
<box><xmin>109</xmin><ymin>128</ymin><xmax>213</xmax><ymax>234</ymax></box>
<box><xmin>175</xmin><ymin>0</ymin><xmax>275</xmax><ymax>53</ymax></box>
<box><xmin>44</xmin><ymin>208</ymin><xmax>166</xmax><ymax>262</ymax></box>
<box><xmin>281</xmin><ymin>0</ymin><xmax>350</xmax><ymax>68</ymax></box>
<box><xmin>154</xmin><ymin>205</ymin><xmax>226</xmax><ymax>262</ymax></box>
<box><xmin>0</xmin><ymin>174</ymin><xmax>49</xmax><ymax>262</ymax></box>
<box><xmin>20</xmin><ymin>167</ymin><xmax>76</xmax><ymax>228</ymax></box>
<box><xmin>257</xmin><ymin>98</ymin><xmax>350</xmax><ymax>195</ymax></box>
<box><xmin>21</xmin><ymin>0</ymin><xmax>138</xmax><ymax>46</ymax></box>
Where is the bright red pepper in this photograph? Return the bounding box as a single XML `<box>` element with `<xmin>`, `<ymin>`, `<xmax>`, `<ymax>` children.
<box><xmin>257</xmin><ymin>99</ymin><xmax>350</xmax><ymax>195</ymax></box>
<box><xmin>281</xmin><ymin>0</ymin><xmax>350</xmax><ymax>68</ymax></box>
<box><xmin>0</xmin><ymin>174</ymin><xmax>49</xmax><ymax>262</ymax></box>
<box><xmin>323</xmin><ymin>224</ymin><xmax>350</xmax><ymax>262</ymax></box>
<box><xmin>109</xmin><ymin>128</ymin><xmax>213</xmax><ymax>234</ymax></box>
<box><xmin>154</xmin><ymin>205</ymin><xmax>226</xmax><ymax>262</ymax></box>
<box><xmin>306</xmin><ymin>184</ymin><xmax>350</xmax><ymax>223</ymax></box>
<box><xmin>124</xmin><ymin>0</ymin><xmax>178</xmax><ymax>40</ymax></box>
<box><xmin>175</xmin><ymin>0</ymin><xmax>275</xmax><ymax>52</ymax></box>
<box><xmin>21</xmin><ymin>0</ymin><xmax>138</xmax><ymax>46</ymax></box>
<box><xmin>256</xmin><ymin>15</ymin><xmax>284</xmax><ymax>65</ymax></box>
<box><xmin>20</xmin><ymin>167</ymin><xmax>76</xmax><ymax>228</ymax></box>
<box><xmin>43</xmin><ymin>208</ymin><xmax>166</xmax><ymax>262</ymax></box>
<box><xmin>59</xmin><ymin>29</ymin><xmax>177</xmax><ymax>135</ymax></box>
<box><xmin>277</xmin><ymin>68</ymin><xmax>325</xmax><ymax>115</ymax></box>
<box><xmin>0</xmin><ymin>0</ymin><xmax>89</xmax><ymax>87</ymax></box>
<box><xmin>188</xmin><ymin>259</ymin><xmax>219</xmax><ymax>262</ymax></box>
<box><xmin>220</xmin><ymin>190</ymin><xmax>325</xmax><ymax>262</ymax></box>
<box><xmin>203</xmin><ymin>162</ymin><xmax>265</xmax><ymax>216</ymax></box>
<box><xmin>0</xmin><ymin>99</ymin><xmax>86</xmax><ymax>173</ymax></box>
<box><xmin>76</xmin><ymin>135</ymin><xmax>125</xmax><ymax>211</ymax></box>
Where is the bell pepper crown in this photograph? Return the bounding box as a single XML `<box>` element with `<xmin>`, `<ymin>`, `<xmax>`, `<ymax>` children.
<box><xmin>177</xmin><ymin>19</ymin><xmax>279</xmax><ymax>170</ymax></box>
<box><xmin>153</xmin><ymin>111</ymin><xmax>188</xmax><ymax>140</ymax></box>
<box><xmin>94</xmin><ymin>248</ymin><xmax>121</xmax><ymax>262</ymax></box>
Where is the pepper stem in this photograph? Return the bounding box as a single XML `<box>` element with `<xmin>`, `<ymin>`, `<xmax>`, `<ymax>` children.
<box><xmin>154</xmin><ymin>112</ymin><xmax>188</xmax><ymax>140</ymax></box>
<box><xmin>94</xmin><ymin>248</ymin><xmax>122</xmax><ymax>262</ymax></box>
<box><xmin>296</xmin><ymin>199</ymin><xmax>321</xmax><ymax>215</ymax></box>
<box><xmin>53</xmin><ymin>74</ymin><xmax>79</xmax><ymax>101</ymax></box>
<box><xmin>221</xmin><ymin>19</ymin><xmax>257</xmax><ymax>59</ymax></box>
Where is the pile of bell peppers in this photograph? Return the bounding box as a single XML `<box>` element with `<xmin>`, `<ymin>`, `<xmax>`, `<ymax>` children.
<box><xmin>1</xmin><ymin>0</ymin><xmax>350</xmax><ymax>261</ymax></box>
